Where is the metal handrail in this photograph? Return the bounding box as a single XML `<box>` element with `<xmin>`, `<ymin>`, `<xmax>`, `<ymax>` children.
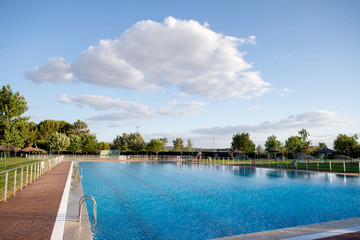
<box><xmin>78</xmin><ymin>195</ymin><xmax>97</xmax><ymax>222</ymax></box>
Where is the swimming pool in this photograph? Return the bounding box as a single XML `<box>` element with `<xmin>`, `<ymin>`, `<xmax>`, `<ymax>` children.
<box><xmin>79</xmin><ymin>161</ymin><xmax>360</xmax><ymax>240</ymax></box>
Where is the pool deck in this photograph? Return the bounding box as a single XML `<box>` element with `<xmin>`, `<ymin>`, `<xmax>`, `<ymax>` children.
<box><xmin>0</xmin><ymin>161</ymin><xmax>72</xmax><ymax>240</ymax></box>
<box><xmin>0</xmin><ymin>160</ymin><xmax>359</xmax><ymax>240</ymax></box>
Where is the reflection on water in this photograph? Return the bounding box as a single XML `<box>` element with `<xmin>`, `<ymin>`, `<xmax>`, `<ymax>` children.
<box><xmin>266</xmin><ymin>170</ymin><xmax>285</xmax><ymax>178</ymax></box>
<box><xmin>136</xmin><ymin>160</ymin><xmax>359</xmax><ymax>185</ymax></box>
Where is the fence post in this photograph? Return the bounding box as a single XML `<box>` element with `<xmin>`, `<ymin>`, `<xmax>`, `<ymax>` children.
<box><xmin>330</xmin><ymin>161</ymin><xmax>332</xmax><ymax>172</ymax></box>
<box><xmin>4</xmin><ymin>172</ymin><xmax>8</xmax><ymax>202</ymax></box>
<box><xmin>30</xmin><ymin>164</ymin><xmax>33</xmax><ymax>183</ymax></box>
<box><xmin>21</xmin><ymin>167</ymin><xmax>23</xmax><ymax>190</ymax></box>
<box><xmin>317</xmin><ymin>161</ymin><xmax>319</xmax><ymax>171</ymax></box>
<box><xmin>26</xmin><ymin>166</ymin><xmax>28</xmax><ymax>186</ymax></box>
<box><xmin>13</xmin><ymin>169</ymin><xmax>17</xmax><ymax>196</ymax></box>
<box><xmin>343</xmin><ymin>161</ymin><xmax>346</xmax><ymax>173</ymax></box>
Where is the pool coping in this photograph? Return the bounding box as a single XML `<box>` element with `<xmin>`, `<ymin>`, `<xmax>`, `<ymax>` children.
<box><xmin>63</xmin><ymin>161</ymin><xmax>93</xmax><ymax>240</ymax></box>
<box><xmin>212</xmin><ymin>217</ymin><xmax>360</xmax><ymax>240</ymax></box>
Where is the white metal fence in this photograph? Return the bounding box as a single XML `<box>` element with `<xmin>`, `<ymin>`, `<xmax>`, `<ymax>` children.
<box><xmin>0</xmin><ymin>156</ymin><xmax>63</xmax><ymax>202</ymax></box>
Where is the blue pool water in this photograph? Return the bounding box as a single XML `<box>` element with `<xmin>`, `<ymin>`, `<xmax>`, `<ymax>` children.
<box><xmin>79</xmin><ymin>161</ymin><xmax>360</xmax><ymax>240</ymax></box>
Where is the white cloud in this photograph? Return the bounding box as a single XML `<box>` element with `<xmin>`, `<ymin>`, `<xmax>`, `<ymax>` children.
<box><xmin>23</xmin><ymin>57</ymin><xmax>72</xmax><ymax>84</ymax></box>
<box><xmin>25</xmin><ymin>17</ymin><xmax>271</xmax><ymax>98</ymax></box>
<box><xmin>192</xmin><ymin>110</ymin><xmax>349</xmax><ymax>135</ymax></box>
<box><xmin>157</xmin><ymin>100</ymin><xmax>207</xmax><ymax>117</ymax></box>
<box><xmin>59</xmin><ymin>94</ymin><xmax>207</xmax><ymax>121</ymax></box>
<box><xmin>59</xmin><ymin>94</ymin><xmax>151</xmax><ymax>112</ymax></box>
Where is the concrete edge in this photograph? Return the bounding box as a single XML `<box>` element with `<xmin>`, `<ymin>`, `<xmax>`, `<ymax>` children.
<box><xmin>50</xmin><ymin>161</ymin><xmax>74</xmax><ymax>240</ymax></box>
<box><xmin>213</xmin><ymin>217</ymin><xmax>360</xmax><ymax>240</ymax></box>
<box><xmin>63</xmin><ymin>161</ymin><xmax>93</xmax><ymax>240</ymax></box>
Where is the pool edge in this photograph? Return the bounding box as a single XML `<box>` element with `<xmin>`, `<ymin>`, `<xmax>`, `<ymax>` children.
<box><xmin>63</xmin><ymin>161</ymin><xmax>93</xmax><ymax>240</ymax></box>
<box><xmin>212</xmin><ymin>217</ymin><xmax>360</xmax><ymax>240</ymax></box>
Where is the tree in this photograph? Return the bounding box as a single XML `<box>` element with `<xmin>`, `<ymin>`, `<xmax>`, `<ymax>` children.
<box><xmin>256</xmin><ymin>145</ymin><xmax>264</xmax><ymax>154</ymax></box>
<box><xmin>333</xmin><ymin>134</ymin><xmax>358</xmax><ymax>155</ymax></box>
<box><xmin>264</xmin><ymin>135</ymin><xmax>281</xmax><ymax>152</ymax></box>
<box><xmin>24</xmin><ymin>121</ymin><xmax>38</xmax><ymax>147</ymax></box>
<box><xmin>37</xmin><ymin>120</ymin><xmax>61</xmax><ymax>141</ymax></box>
<box><xmin>0</xmin><ymin>84</ymin><xmax>29</xmax><ymax>147</ymax></box>
<box><xmin>184</xmin><ymin>139</ymin><xmax>194</xmax><ymax>151</ymax></box>
<box><xmin>81</xmin><ymin>134</ymin><xmax>98</xmax><ymax>154</ymax></box>
<box><xmin>285</xmin><ymin>136</ymin><xmax>303</xmax><ymax>156</ymax></box>
<box><xmin>99</xmin><ymin>141</ymin><xmax>110</xmax><ymax>150</ymax></box>
<box><xmin>317</xmin><ymin>142</ymin><xmax>327</xmax><ymax>149</ymax></box>
<box><xmin>160</xmin><ymin>137</ymin><xmax>168</xmax><ymax>146</ymax></box>
<box><xmin>173</xmin><ymin>138</ymin><xmax>184</xmax><ymax>151</ymax></box>
<box><xmin>146</xmin><ymin>139</ymin><xmax>165</xmax><ymax>158</ymax></box>
<box><xmin>113</xmin><ymin>133</ymin><xmax>129</xmax><ymax>151</ymax></box>
<box><xmin>68</xmin><ymin>134</ymin><xmax>82</xmax><ymax>154</ymax></box>
<box><xmin>298</xmin><ymin>128</ymin><xmax>311</xmax><ymax>147</ymax></box>
<box><xmin>47</xmin><ymin>132</ymin><xmax>70</xmax><ymax>154</ymax></box>
<box><xmin>73</xmin><ymin>119</ymin><xmax>89</xmax><ymax>135</ymax></box>
<box><xmin>231</xmin><ymin>132</ymin><xmax>255</xmax><ymax>154</ymax></box>
<box><xmin>127</xmin><ymin>132</ymin><xmax>146</xmax><ymax>153</ymax></box>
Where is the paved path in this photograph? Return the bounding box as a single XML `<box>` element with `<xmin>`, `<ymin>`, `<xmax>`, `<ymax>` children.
<box><xmin>0</xmin><ymin>161</ymin><xmax>72</xmax><ymax>240</ymax></box>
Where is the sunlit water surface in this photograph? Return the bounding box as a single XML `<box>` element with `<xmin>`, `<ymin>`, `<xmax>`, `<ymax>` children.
<box><xmin>79</xmin><ymin>161</ymin><xmax>360</xmax><ymax>240</ymax></box>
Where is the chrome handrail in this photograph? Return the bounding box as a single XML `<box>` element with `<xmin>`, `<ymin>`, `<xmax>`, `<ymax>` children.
<box><xmin>78</xmin><ymin>195</ymin><xmax>97</xmax><ymax>222</ymax></box>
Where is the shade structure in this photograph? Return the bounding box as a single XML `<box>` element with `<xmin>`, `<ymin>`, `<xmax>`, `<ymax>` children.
<box><xmin>316</xmin><ymin>147</ymin><xmax>336</xmax><ymax>154</ymax></box>
<box><xmin>269</xmin><ymin>148</ymin><xmax>283</xmax><ymax>153</ymax></box>
<box><xmin>0</xmin><ymin>144</ymin><xmax>20</xmax><ymax>152</ymax></box>
<box><xmin>21</xmin><ymin>146</ymin><xmax>45</xmax><ymax>153</ymax></box>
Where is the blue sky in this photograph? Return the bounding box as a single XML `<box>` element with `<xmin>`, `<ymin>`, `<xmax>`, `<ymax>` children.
<box><xmin>1</xmin><ymin>0</ymin><xmax>359</xmax><ymax>148</ymax></box>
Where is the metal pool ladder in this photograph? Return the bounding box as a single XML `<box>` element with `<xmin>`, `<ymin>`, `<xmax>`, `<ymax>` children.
<box><xmin>78</xmin><ymin>195</ymin><xmax>97</xmax><ymax>222</ymax></box>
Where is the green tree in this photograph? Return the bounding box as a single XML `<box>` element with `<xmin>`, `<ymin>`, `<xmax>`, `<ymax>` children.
<box><xmin>99</xmin><ymin>141</ymin><xmax>110</xmax><ymax>150</ymax></box>
<box><xmin>160</xmin><ymin>137</ymin><xmax>168</xmax><ymax>146</ymax></box>
<box><xmin>264</xmin><ymin>135</ymin><xmax>281</xmax><ymax>152</ymax></box>
<box><xmin>0</xmin><ymin>84</ymin><xmax>29</xmax><ymax>147</ymax></box>
<box><xmin>256</xmin><ymin>145</ymin><xmax>264</xmax><ymax>154</ymax></box>
<box><xmin>231</xmin><ymin>132</ymin><xmax>255</xmax><ymax>154</ymax></box>
<box><xmin>47</xmin><ymin>132</ymin><xmax>70</xmax><ymax>154</ymax></box>
<box><xmin>298</xmin><ymin>128</ymin><xmax>311</xmax><ymax>147</ymax></box>
<box><xmin>24</xmin><ymin>121</ymin><xmax>38</xmax><ymax>147</ymax></box>
<box><xmin>285</xmin><ymin>135</ymin><xmax>303</xmax><ymax>156</ymax></box>
<box><xmin>73</xmin><ymin>119</ymin><xmax>89</xmax><ymax>135</ymax></box>
<box><xmin>317</xmin><ymin>142</ymin><xmax>327</xmax><ymax>149</ymax></box>
<box><xmin>113</xmin><ymin>133</ymin><xmax>129</xmax><ymax>151</ymax></box>
<box><xmin>68</xmin><ymin>134</ymin><xmax>82</xmax><ymax>154</ymax></box>
<box><xmin>333</xmin><ymin>134</ymin><xmax>358</xmax><ymax>155</ymax></box>
<box><xmin>81</xmin><ymin>133</ymin><xmax>99</xmax><ymax>154</ymax></box>
<box><xmin>58</xmin><ymin>120</ymin><xmax>73</xmax><ymax>135</ymax></box>
<box><xmin>127</xmin><ymin>132</ymin><xmax>146</xmax><ymax>153</ymax></box>
<box><xmin>173</xmin><ymin>138</ymin><xmax>184</xmax><ymax>151</ymax></box>
<box><xmin>37</xmin><ymin>120</ymin><xmax>61</xmax><ymax>141</ymax></box>
<box><xmin>184</xmin><ymin>139</ymin><xmax>194</xmax><ymax>151</ymax></box>
<box><xmin>146</xmin><ymin>139</ymin><xmax>165</xmax><ymax>158</ymax></box>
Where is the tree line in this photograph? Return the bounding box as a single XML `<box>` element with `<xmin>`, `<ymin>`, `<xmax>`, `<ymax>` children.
<box><xmin>1</xmin><ymin>84</ymin><xmax>359</xmax><ymax>157</ymax></box>
<box><xmin>231</xmin><ymin>130</ymin><xmax>360</xmax><ymax>158</ymax></box>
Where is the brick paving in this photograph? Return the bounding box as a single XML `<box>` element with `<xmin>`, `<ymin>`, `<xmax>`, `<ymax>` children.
<box><xmin>0</xmin><ymin>161</ymin><xmax>72</xmax><ymax>240</ymax></box>
<box><xmin>317</xmin><ymin>232</ymin><xmax>360</xmax><ymax>240</ymax></box>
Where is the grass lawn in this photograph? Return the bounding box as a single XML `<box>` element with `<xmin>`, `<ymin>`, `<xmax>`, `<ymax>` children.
<box><xmin>0</xmin><ymin>157</ymin><xmax>40</xmax><ymax>171</ymax></box>
<box><xmin>0</xmin><ymin>157</ymin><xmax>42</xmax><ymax>201</ymax></box>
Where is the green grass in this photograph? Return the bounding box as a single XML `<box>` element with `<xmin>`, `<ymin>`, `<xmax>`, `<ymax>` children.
<box><xmin>0</xmin><ymin>157</ymin><xmax>44</xmax><ymax>202</ymax></box>
<box><xmin>0</xmin><ymin>157</ymin><xmax>40</xmax><ymax>171</ymax></box>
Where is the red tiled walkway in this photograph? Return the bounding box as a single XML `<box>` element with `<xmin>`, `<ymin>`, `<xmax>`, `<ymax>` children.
<box><xmin>0</xmin><ymin>161</ymin><xmax>72</xmax><ymax>240</ymax></box>
<box><xmin>317</xmin><ymin>232</ymin><xmax>360</xmax><ymax>240</ymax></box>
